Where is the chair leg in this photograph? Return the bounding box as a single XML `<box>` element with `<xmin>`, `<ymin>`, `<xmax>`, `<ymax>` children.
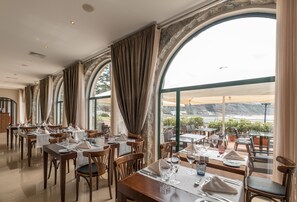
<box><xmin>89</xmin><ymin>176</ymin><xmax>92</xmax><ymax>202</ymax></box>
<box><xmin>234</xmin><ymin>142</ymin><xmax>238</xmax><ymax>150</ymax></box>
<box><xmin>245</xmin><ymin>189</ymin><xmax>250</xmax><ymax>202</ymax></box>
<box><xmin>54</xmin><ymin>161</ymin><xmax>57</xmax><ymax>185</ymax></box>
<box><xmin>48</xmin><ymin>161</ymin><xmax>53</xmax><ymax>179</ymax></box>
<box><xmin>108</xmin><ymin>172</ymin><xmax>112</xmax><ymax>199</ymax></box>
<box><xmin>96</xmin><ymin>176</ymin><xmax>99</xmax><ymax>190</ymax></box>
<box><xmin>67</xmin><ymin>159</ymin><xmax>70</xmax><ymax>173</ymax></box>
<box><xmin>76</xmin><ymin>175</ymin><xmax>80</xmax><ymax>201</ymax></box>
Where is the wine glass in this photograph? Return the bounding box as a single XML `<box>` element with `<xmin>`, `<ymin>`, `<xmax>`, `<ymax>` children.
<box><xmin>170</xmin><ymin>154</ymin><xmax>180</xmax><ymax>184</ymax></box>
<box><xmin>159</xmin><ymin>161</ymin><xmax>172</xmax><ymax>181</ymax></box>
<box><xmin>186</xmin><ymin>150</ymin><xmax>196</xmax><ymax>175</ymax></box>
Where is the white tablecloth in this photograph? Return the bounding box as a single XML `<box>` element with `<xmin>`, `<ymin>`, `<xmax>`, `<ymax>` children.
<box><xmin>141</xmin><ymin>165</ymin><xmax>244</xmax><ymax>202</ymax></box>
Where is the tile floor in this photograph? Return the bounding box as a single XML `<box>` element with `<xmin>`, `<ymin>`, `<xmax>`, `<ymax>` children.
<box><xmin>0</xmin><ymin>133</ymin><xmax>270</xmax><ymax>202</ymax></box>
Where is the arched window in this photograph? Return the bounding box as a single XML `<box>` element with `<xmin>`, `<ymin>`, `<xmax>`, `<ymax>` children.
<box><xmin>56</xmin><ymin>82</ymin><xmax>64</xmax><ymax>125</ymax></box>
<box><xmin>88</xmin><ymin>63</ymin><xmax>111</xmax><ymax>130</ymax></box>
<box><xmin>159</xmin><ymin>14</ymin><xmax>276</xmax><ymax>157</ymax></box>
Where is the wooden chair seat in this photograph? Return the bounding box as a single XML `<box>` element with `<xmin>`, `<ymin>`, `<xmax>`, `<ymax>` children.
<box><xmin>247</xmin><ymin>176</ymin><xmax>286</xmax><ymax>196</ymax></box>
<box><xmin>77</xmin><ymin>163</ymin><xmax>98</xmax><ymax>174</ymax></box>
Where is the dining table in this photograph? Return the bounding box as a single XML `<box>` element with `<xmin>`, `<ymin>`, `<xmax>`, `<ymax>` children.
<box><xmin>249</xmin><ymin>131</ymin><xmax>273</xmax><ymax>154</ymax></box>
<box><xmin>43</xmin><ymin>137</ymin><xmax>134</xmax><ymax>202</ymax></box>
<box><xmin>117</xmin><ymin>161</ymin><xmax>244</xmax><ymax>202</ymax></box>
<box><xmin>195</xmin><ymin>127</ymin><xmax>217</xmax><ymax>137</ymax></box>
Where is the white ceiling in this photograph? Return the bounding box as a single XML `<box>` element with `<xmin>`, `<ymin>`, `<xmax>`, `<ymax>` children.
<box><xmin>0</xmin><ymin>0</ymin><xmax>211</xmax><ymax>90</ymax></box>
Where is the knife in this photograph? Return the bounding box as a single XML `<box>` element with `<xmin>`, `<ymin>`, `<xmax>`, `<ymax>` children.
<box><xmin>139</xmin><ymin>169</ymin><xmax>159</xmax><ymax>179</ymax></box>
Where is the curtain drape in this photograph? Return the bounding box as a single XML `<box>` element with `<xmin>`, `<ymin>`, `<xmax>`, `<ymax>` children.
<box><xmin>24</xmin><ymin>85</ymin><xmax>34</xmax><ymax>123</ymax></box>
<box><xmin>111</xmin><ymin>24</ymin><xmax>160</xmax><ymax>138</ymax></box>
<box><xmin>39</xmin><ymin>76</ymin><xmax>53</xmax><ymax>123</ymax></box>
<box><xmin>273</xmin><ymin>0</ymin><xmax>297</xmax><ymax>200</ymax></box>
<box><xmin>63</xmin><ymin>61</ymin><xmax>84</xmax><ymax>127</ymax></box>
<box><xmin>63</xmin><ymin>62</ymin><xmax>80</xmax><ymax>126</ymax></box>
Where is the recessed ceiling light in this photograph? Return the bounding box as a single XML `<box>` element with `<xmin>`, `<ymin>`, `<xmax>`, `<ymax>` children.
<box><xmin>70</xmin><ymin>21</ymin><xmax>75</xmax><ymax>25</ymax></box>
<box><xmin>44</xmin><ymin>45</ymin><xmax>48</xmax><ymax>49</ymax></box>
<box><xmin>82</xmin><ymin>4</ymin><xmax>94</xmax><ymax>13</ymax></box>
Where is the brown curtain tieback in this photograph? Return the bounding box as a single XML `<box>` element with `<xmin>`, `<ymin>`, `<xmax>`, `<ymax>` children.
<box><xmin>128</xmin><ymin>132</ymin><xmax>142</xmax><ymax>140</ymax></box>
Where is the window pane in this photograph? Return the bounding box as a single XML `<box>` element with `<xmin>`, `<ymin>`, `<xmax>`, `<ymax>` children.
<box><xmin>163</xmin><ymin>17</ymin><xmax>276</xmax><ymax>89</ymax></box>
<box><xmin>161</xmin><ymin>92</ymin><xmax>176</xmax><ymax>144</ymax></box>
<box><xmin>89</xmin><ymin>99</ymin><xmax>95</xmax><ymax>129</ymax></box>
<box><xmin>91</xmin><ymin>63</ymin><xmax>111</xmax><ymax>97</ymax></box>
<box><xmin>96</xmin><ymin>98</ymin><xmax>111</xmax><ymax>130</ymax></box>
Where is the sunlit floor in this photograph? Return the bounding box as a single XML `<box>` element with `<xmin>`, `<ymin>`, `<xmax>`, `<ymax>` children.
<box><xmin>0</xmin><ymin>133</ymin><xmax>114</xmax><ymax>202</ymax></box>
<box><xmin>0</xmin><ymin>133</ymin><xmax>271</xmax><ymax>202</ymax></box>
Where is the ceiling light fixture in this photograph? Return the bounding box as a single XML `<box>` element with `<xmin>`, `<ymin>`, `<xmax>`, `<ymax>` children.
<box><xmin>82</xmin><ymin>4</ymin><xmax>94</xmax><ymax>13</ymax></box>
<box><xmin>70</xmin><ymin>21</ymin><xmax>75</xmax><ymax>25</ymax></box>
<box><xmin>44</xmin><ymin>45</ymin><xmax>48</xmax><ymax>49</ymax></box>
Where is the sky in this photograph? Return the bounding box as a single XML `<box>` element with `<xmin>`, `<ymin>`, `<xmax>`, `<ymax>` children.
<box><xmin>163</xmin><ymin>17</ymin><xmax>276</xmax><ymax>89</ymax></box>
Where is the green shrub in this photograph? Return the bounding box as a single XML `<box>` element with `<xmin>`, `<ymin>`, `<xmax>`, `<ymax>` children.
<box><xmin>261</xmin><ymin>122</ymin><xmax>273</xmax><ymax>132</ymax></box>
<box><xmin>188</xmin><ymin>116</ymin><xmax>204</xmax><ymax>128</ymax></box>
<box><xmin>163</xmin><ymin>117</ymin><xmax>176</xmax><ymax>126</ymax></box>
<box><xmin>100</xmin><ymin>113</ymin><xmax>110</xmax><ymax>117</ymax></box>
<box><xmin>208</xmin><ymin>120</ymin><xmax>222</xmax><ymax>131</ymax></box>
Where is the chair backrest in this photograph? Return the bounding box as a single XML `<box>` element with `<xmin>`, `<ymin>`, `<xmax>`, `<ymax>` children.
<box><xmin>160</xmin><ymin>141</ymin><xmax>177</xmax><ymax>159</ymax></box>
<box><xmin>50</xmin><ymin>133</ymin><xmax>67</xmax><ymax>142</ymax></box>
<box><xmin>127</xmin><ymin>140</ymin><xmax>144</xmax><ymax>153</ymax></box>
<box><xmin>83</xmin><ymin>146</ymin><xmax>110</xmax><ymax>177</ymax></box>
<box><xmin>88</xmin><ymin>132</ymin><xmax>105</xmax><ymax>138</ymax></box>
<box><xmin>276</xmin><ymin>156</ymin><xmax>296</xmax><ymax>197</ymax></box>
<box><xmin>113</xmin><ymin>153</ymin><xmax>144</xmax><ymax>198</ymax></box>
<box><xmin>114</xmin><ymin>153</ymin><xmax>144</xmax><ymax>181</ymax></box>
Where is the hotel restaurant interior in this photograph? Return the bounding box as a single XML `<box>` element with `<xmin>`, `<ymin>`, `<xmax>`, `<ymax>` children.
<box><xmin>0</xmin><ymin>0</ymin><xmax>296</xmax><ymax>202</ymax></box>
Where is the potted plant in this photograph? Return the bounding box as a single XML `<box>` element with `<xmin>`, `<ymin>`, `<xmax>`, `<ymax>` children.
<box><xmin>225</xmin><ymin>119</ymin><xmax>238</xmax><ymax>142</ymax></box>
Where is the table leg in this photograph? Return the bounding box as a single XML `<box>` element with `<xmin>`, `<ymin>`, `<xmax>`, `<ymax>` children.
<box><xmin>28</xmin><ymin>138</ymin><xmax>32</xmax><ymax>167</ymax></box>
<box><xmin>43</xmin><ymin>149</ymin><xmax>48</xmax><ymax>189</ymax></box>
<box><xmin>6</xmin><ymin>128</ymin><xmax>9</xmax><ymax>147</ymax></box>
<box><xmin>21</xmin><ymin>136</ymin><xmax>24</xmax><ymax>160</ymax></box>
<box><xmin>117</xmin><ymin>190</ymin><xmax>127</xmax><ymax>202</ymax></box>
<box><xmin>10</xmin><ymin>128</ymin><xmax>13</xmax><ymax>149</ymax></box>
<box><xmin>60</xmin><ymin>158</ymin><xmax>67</xmax><ymax>202</ymax></box>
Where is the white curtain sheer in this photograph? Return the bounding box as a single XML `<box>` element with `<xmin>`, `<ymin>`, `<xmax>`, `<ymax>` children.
<box><xmin>273</xmin><ymin>0</ymin><xmax>297</xmax><ymax>200</ymax></box>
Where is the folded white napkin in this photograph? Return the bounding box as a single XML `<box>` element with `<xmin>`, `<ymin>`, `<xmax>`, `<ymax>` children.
<box><xmin>148</xmin><ymin>159</ymin><xmax>170</xmax><ymax>176</ymax></box>
<box><xmin>69</xmin><ymin>138</ymin><xmax>79</xmax><ymax>144</ymax></box>
<box><xmin>202</xmin><ymin>176</ymin><xmax>238</xmax><ymax>194</ymax></box>
<box><xmin>75</xmin><ymin>126</ymin><xmax>81</xmax><ymax>131</ymax></box>
<box><xmin>76</xmin><ymin>141</ymin><xmax>91</xmax><ymax>149</ymax></box>
<box><xmin>44</xmin><ymin>129</ymin><xmax>50</xmax><ymax>134</ymax></box>
<box><xmin>223</xmin><ymin>150</ymin><xmax>244</xmax><ymax>161</ymax></box>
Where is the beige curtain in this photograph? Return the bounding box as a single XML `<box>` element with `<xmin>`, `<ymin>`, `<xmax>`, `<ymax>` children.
<box><xmin>63</xmin><ymin>62</ymin><xmax>80</xmax><ymax>126</ymax></box>
<box><xmin>39</xmin><ymin>76</ymin><xmax>53</xmax><ymax>123</ymax></box>
<box><xmin>24</xmin><ymin>85</ymin><xmax>34</xmax><ymax>123</ymax></box>
<box><xmin>273</xmin><ymin>0</ymin><xmax>297</xmax><ymax>200</ymax></box>
<box><xmin>76</xmin><ymin>63</ymin><xmax>85</xmax><ymax>129</ymax></box>
<box><xmin>111</xmin><ymin>24</ymin><xmax>160</xmax><ymax>138</ymax></box>
<box><xmin>18</xmin><ymin>89</ymin><xmax>24</xmax><ymax>123</ymax></box>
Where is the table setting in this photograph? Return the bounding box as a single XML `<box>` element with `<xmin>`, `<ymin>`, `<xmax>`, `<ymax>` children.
<box><xmin>138</xmin><ymin>158</ymin><xmax>244</xmax><ymax>202</ymax></box>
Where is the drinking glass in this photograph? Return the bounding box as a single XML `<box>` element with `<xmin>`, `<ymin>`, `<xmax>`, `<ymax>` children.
<box><xmin>218</xmin><ymin>145</ymin><xmax>226</xmax><ymax>157</ymax></box>
<box><xmin>159</xmin><ymin>161</ymin><xmax>172</xmax><ymax>181</ymax></box>
<box><xmin>170</xmin><ymin>154</ymin><xmax>180</xmax><ymax>184</ymax></box>
<box><xmin>186</xmin><ymin>150</ymin><xmax>196</xmax><ymax>175</ymax></box>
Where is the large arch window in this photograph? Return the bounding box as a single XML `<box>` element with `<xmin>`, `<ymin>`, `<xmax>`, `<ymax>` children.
<box><xmin>88</xmin><ymin>63</ymin><xmax>111</xmax><ymax>130</ymax></box>
<box><xmin>159</xmin><ymin>13</ymin><xmax>276</xmax><ymax>166</ymax></box>
<box><xmin>56</xmin><ymin>82</ymin><xmax>64</xmax><ymax>125</ymax></box>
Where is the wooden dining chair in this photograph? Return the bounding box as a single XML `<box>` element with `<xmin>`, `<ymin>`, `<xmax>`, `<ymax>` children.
<box><xmin>246</xmin><ymin>156</ymin><xmax>296</xmax><ymax>202</ymax></box>
<box><xmin>127</xmin><ymin>140</ymin><xmax>144</xmax><ymax>153</ymax></box>
<box><xmin>114</xmin><ymin>153</ymin><xmax>144</xmax><ymax>199</ymax></box>
<box><xmin>76</xmin><ymin>146</ymin><xmax>112</xmax><ymax>201</ymax></box>
<box><xmin>108</xmin><ymin>143</ymin><xmax>120</xmax><ymax>185</ymax></box>
<box><xmin>160</xmin><ymin>141</ymin><xmax>177</xmax><ymax>159</ymax></box>
<box><xmin>47</xmin><ymin>134</ymin><xmax>76</xmax><ymax>184</ymax></box>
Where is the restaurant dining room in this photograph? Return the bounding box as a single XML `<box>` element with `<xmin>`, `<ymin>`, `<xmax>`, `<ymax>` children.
<box><xmin>0</xmin><ymin>0</ymin><xmax>296</xmax><ymax>202</ymax></box>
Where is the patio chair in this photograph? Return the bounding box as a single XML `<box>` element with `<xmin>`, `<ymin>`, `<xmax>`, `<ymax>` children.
<box><xmin>246</xmin><ymin>156</ymin><xmax>296</xmax><ymax>202</ymax></box>
<box><xmin>234</xmin><ymin>128</ymin><xmax>250</xmax><ymax>151</ymax></box>
<box><xmin>246</xmin><ymin>137</ymin><xmax>273</xmax><ymax>176</ymax></box>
